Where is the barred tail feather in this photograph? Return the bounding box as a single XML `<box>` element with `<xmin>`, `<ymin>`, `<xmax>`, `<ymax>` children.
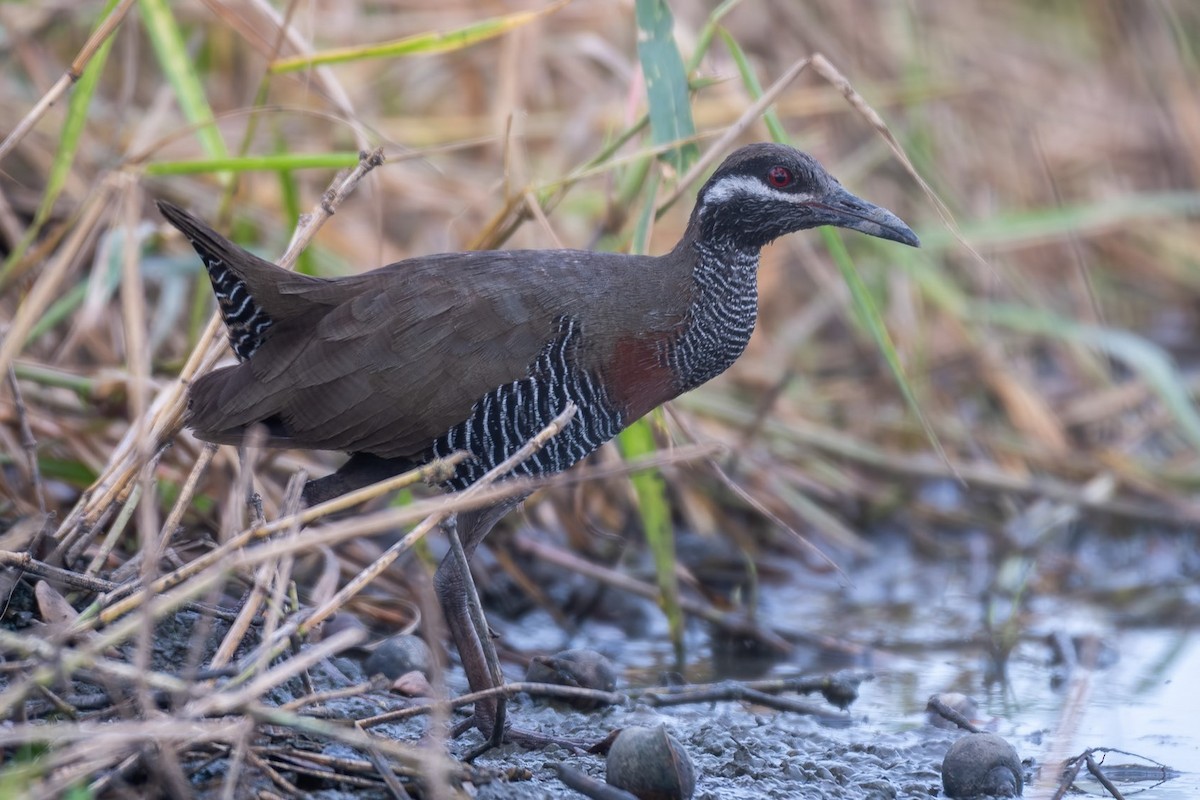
<box><xmin>157</xmin><ymin>200</ymin><xmax>278</xmax><ymax>360</ymax></box>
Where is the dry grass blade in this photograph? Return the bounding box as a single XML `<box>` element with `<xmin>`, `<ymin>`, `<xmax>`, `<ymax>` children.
<box><xmin>4</xmin><ymin>366</ymin><xmax>46</xmax><ymax>515</ymax></box>
<box><xmin>83</xmin><ymin>456</ymin><xmax>462</xmax><ymax>629</ymax></box>
<box><xmin>52</xmin><ymin>149</ymin><xmax>388</xmax><ymax>551</ymax></box>
<box><xmin>0</xmin><ymin>0</ymin><xmax>136</xmax><ymax>166</ymax></box>
<box><xmin>294</xmin><ymin>401</ymin><xmax>578</xmax><ymax>638</ymax></box>
<box><xmin>201</xmin><ymin>0</ymin><xmax>371</xmax><ymax>151</ymax></box>
<box><xmin>806</xmin><ymin>53</ymin><xmax>989</xmax><ymax>268</ymax></box>
<box><xmin>808</xmin><ymin>54</ymin><xmax>951</xmax><ymax>223</ymax></box>
<box><xmin>0</xmin><ymin>180</ymin><xmax>117</xmax><ymax>389</ymax></box>
<box><xmin>4</xmin><ymin>3</ymin><xmax>1200</xmax><ymax>795</ymax></box>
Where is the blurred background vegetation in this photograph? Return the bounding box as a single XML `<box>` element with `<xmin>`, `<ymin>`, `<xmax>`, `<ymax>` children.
<box><xmin>3</xmin><ymin>0</ymin><xmax>1200</xmax><ymax>636</ymax></box>
<box><xmin>4</xmin><ymin>0</ymin><xmax>1200</xmax><ymax>640</ymax></box>
<box><xmin>1</xmin><ymin>0</ymin><xmax>1199</xmax><ymax>791</ymax></box>
<box><xmin>4</xmin><ymin>0</ymin><xmax>1197</xmax><ymax>553</ymax></box>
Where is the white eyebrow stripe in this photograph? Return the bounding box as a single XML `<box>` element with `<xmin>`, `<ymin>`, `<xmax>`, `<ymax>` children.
<box><xmin>701</xmin><ymin>174</ymin><xmax>815</xmax><ymax>206</ymax></box>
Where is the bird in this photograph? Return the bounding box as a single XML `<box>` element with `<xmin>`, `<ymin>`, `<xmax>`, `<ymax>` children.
<box><xmin>158</xmin><ymin>142</ymin><xmax>918</xmax><ymax>743</ymax></box>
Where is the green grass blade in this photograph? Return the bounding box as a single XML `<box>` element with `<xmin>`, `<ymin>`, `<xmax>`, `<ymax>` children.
<box><xmin>635</xmin><ymin>0</ymin><xmax>699</xmax><ymax>173</ymax></box>
<box><xmin>145</xmin><ymin>152</ymin><xmax>362</xmax><ymax>175</ymax></box>
<box><xmin>824</xmin><ymin>229</ymin><xmax>948</xmax><ymax>464</ymax></box>
<box><xmin>269</xmin><ymin>0</ymin><xmax>568</xmax><ymax>73</ymax></box>
<box><xmin>0</xmin><ymin>454</ymin><xmax>97</xmax><ymax>488</ymax></box>
<box><xmin>689</xmin><ymin>0</ymin><xmax>745</xmax><ymax>71</ymax></box>
<box><xmin>0</xmin><ymin>0</ymin><xmax>121</xmax><ymax>287</ymax></box>
<box><xmin>618</xmin><ymin>415</ymin><xmax>683</xmax><ymax>665</ymax></box>
<box><xmin>38</xmin><ymin>7</ymin><xmax>117</xmax><ymax>230</ymax></box>
<box><xmin>139</xmin><ymin>0</ymin><xmax>228</xmax><ymax>163</ymax></box>
<box><xmin>12</xmin><ymin>362</ymin><xmax>96</xmax><ymax>398</ymax></box>
<box><xmin>618</xmin><ymin>168</ymin><xmax>684</xmax><ymax>664</ymax></box>
<box><xmin>719</xmin><ymin>28</ymin><xmax>788</xmax><ymax>142</ymax></box>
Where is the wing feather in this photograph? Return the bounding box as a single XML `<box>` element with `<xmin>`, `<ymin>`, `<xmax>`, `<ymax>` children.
<box><xmin>186</xmin><ymin>248</ymin><xmax>687</xmax><ymax>457</ymax></box>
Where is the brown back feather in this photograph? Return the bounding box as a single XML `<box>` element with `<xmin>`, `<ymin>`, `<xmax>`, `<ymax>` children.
<box><xmin>185</xmin><ymin>243</ymin><xmax>695</xmax><ymax>458</ymax></box>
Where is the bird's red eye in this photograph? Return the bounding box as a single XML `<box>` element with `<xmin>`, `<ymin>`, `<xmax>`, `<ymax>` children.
<box><xmin>767</xmin><ymin>166</ymin><xmax>793</xmax><ymax>188</ymax></box>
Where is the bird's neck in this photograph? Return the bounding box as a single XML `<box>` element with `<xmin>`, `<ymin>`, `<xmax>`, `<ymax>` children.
<box><xmin>667</xmin><ymin>235</ymin><xmax>761</xmax><ymax>393</ymax></box>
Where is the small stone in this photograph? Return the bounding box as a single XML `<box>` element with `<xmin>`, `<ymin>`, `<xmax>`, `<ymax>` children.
<box><xmin>606</xmin><ymin>725</ymin><xmax>695</xmax><ymax>800</ymax></box>
<box><xmin>525</xmin><ymin>648</ymin><xmax>617</xmax><ymax>710</ymax></box>
<box><xmin>942</xmin><ymin>732</ymin><xmax>1023</xmax><ymax>798</ymax></box>
<box><xmin>392</xmin><ymin>670</ymin><xmax>435</xmax><ymax>698</ymax></box>
<box><xmin>364</xmin><ymin>634</ymin><xmax>434</xmax><ymax>680</ymax></box>
<box><xmin>320</xmin><ymin>613</ymin><xmax>369</xmax><ymax>645</ymax></box>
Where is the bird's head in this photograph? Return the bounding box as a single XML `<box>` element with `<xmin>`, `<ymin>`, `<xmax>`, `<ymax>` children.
<box><xmin>689</xmin><ymin>143</ymin><xmax>920</xmax><ymax>251</ymax></box>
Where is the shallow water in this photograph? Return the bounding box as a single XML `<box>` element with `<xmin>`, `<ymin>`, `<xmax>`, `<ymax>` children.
<box><xmin>49</xmin><ymin>510</ymin><xmax>1187</xmax><ymax>799</ymax></box>
<box><xmin>478</xmin><ymin>517</ymin><xmax>1200</xmax><ymax>798</ymax></box>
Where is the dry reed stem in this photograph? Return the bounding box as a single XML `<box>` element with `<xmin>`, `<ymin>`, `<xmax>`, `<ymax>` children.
<box><xmin>281</xmin><ymin>680</ymin><xmax>379</xmax><ymax>712</ymax></box>
<box><xmin>55</xmin><ymin>149</ymin><xmax>387</xmax><ymax>550</ymax></box>
<box><xmin>34</xmin><ymin>404</ymin><xmax>600</xmax><ymax>707</ymax></box>
<box><xmin>0</xmin><ymin>179</ymin><xmax>118</xmax><ymax>394</ymax></box>
<box><xmin>5</xmin><ymin>366</ymin><xmax>46</xmax><ymax>514</ymax></box>
<box><xmin>208</xmin><ymin>560</ymin><xmax>270</xmax><ymax>671</ymax></box>
<box><xmin>0</xmin><ymin>559</ymin><xmax>288</xmax><ymax>726</ymax></box>
<box><xmin>240</xmin><ymin>746</ymin><xmax>295</xmax><ymax>798</ymax></box>
<box><xmin>90</xmin><ymin>569</ymin><xmax>230</xmax><ymax>657</ymax></box>
<box><xmin>235</xmin><ymin>474</ymin><xmax>308</xmax><ymax>682</ymax></box>
<box><xmin>0</xmin><ymin>550</ymin><xmax>237</xmax><ymax>622</ymax></box>
<box><xmin>226</xmin><ymin>480</ymin><xmax>540</xmax><ymax>572</ymax></box>
<box><xmin>294</xmin><ymin>401</ymin><xmax>578</xmax><ymax>638</ymax></box>
<box><xmin>250</xmin><ymin>541</ymin><xmax>300</xmax><ymax>686</ymax></box>
<box><xmin>88</xmin><ymin>442</ymin><xmax>215</xmax><ymax>576</ymax></box>
<box><xmin>284</xmin><ymin>148</ymin><xmax>386</xmax><ymax>263</ymax></box>
<box><xmin>0</xmin><ymin>0</ymin><xmax>137</xmax><ymax>166</ymax></box>
<box><xmin>85</xmin><ymin>456</ymin><xmax>463</xmax><ymax>629</ymax></box>
<box><xmin>206</xmin><ymin>0</ymin><xmax>372</xmax><ymax>151</ymax></box>
<box><xmin>174</xmin><ymin>404</ymin><xmax>582</xmax><ymax>701</ymax></box>
<box><xmin>221</xmin><ymin>442</ymin><xmax>723</xmax><ymax>577</ymax></box>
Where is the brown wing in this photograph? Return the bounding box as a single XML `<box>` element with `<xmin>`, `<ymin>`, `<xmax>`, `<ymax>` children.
<box><xmin>186</xmin><ymin>249</ymin><xmax>685</xmax><ymax>458</ymax></box>
<box><xmin>157</xmin><ymin>200</ymin><xmax>331</xmax><ymax>321</ymax></box>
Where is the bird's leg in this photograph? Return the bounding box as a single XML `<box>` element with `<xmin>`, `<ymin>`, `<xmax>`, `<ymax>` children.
<box><xmin>441</xmin><ymin>514</ymin><xmax>507</xmax><ymax>750</ymax></box>
<box><xmin>435</xmin><ymin>499</ymin><xmax>594</xmax><ymax>753</ymax></box>
<box><xmin>433</xmin><ymin>500</ymin><xmax>519</xmax><ymax>739</ymax></box>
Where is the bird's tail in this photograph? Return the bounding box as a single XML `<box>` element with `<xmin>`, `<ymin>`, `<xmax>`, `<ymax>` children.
<box><xmin>157</xmin><ymin>200</ymin><xmax>281</xmax><ymax>361</ymax></box>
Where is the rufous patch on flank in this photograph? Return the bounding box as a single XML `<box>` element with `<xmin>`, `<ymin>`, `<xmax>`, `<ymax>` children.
<box><xmin>605</xmin><ymin>334</ymin><xmax>678</xmax><ymax>422</ymax></box>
